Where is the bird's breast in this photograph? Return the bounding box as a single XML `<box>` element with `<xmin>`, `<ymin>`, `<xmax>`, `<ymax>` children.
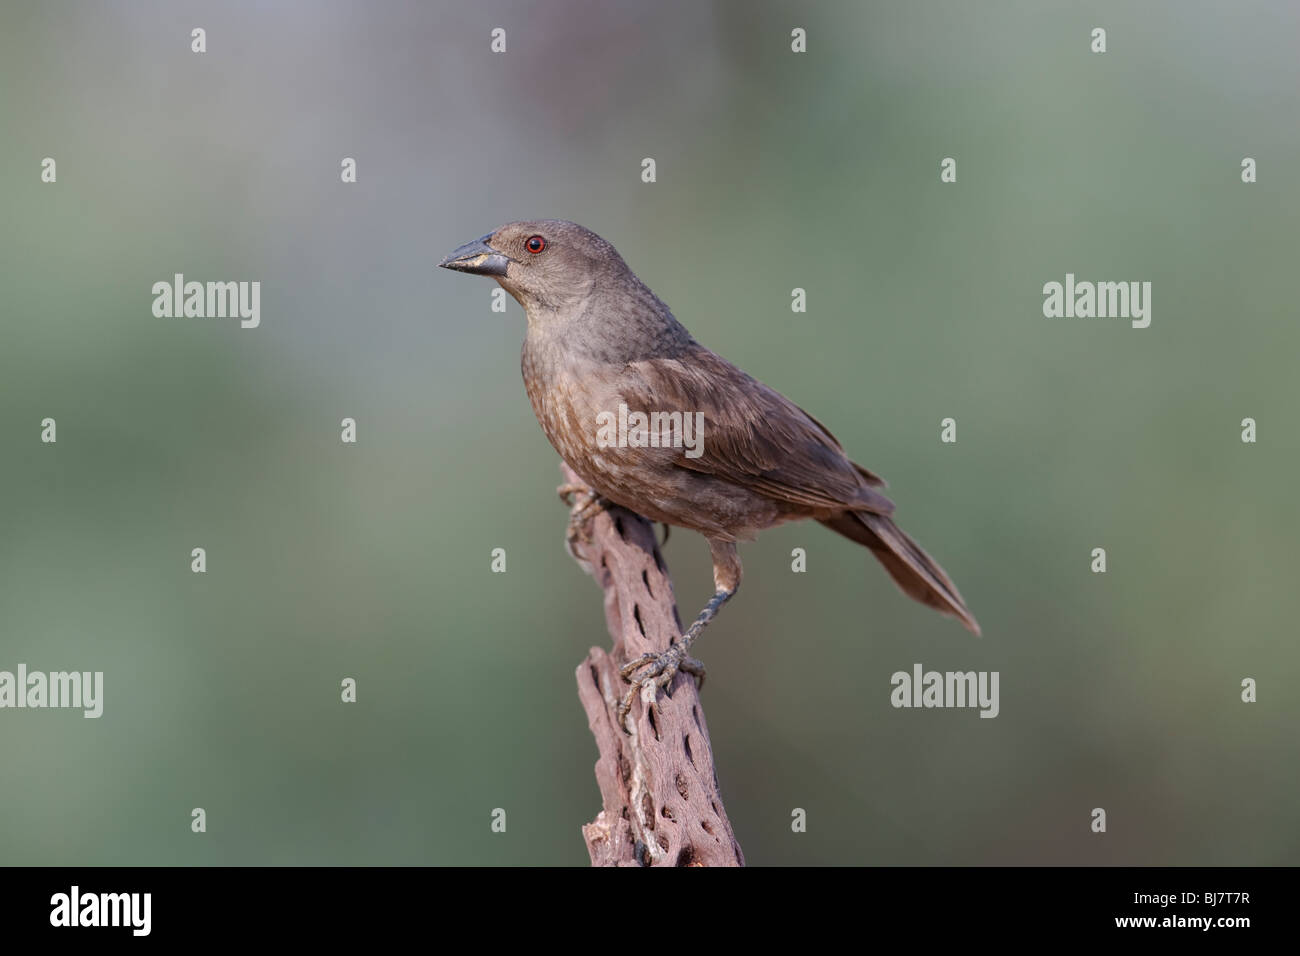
<box><xmin>521</xmin><ymin>346</ymin><xmax>646</xmax><ymax>493</ymax></box>
<box><xmin>522</xmin><ymin>341</ymin><xmax>595</xmax><ymax>464</ymax></box>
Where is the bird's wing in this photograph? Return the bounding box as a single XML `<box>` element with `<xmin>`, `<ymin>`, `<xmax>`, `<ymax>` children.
<box><xmin>619</xmin><ymin>348</ymin><xmax>894</xmax><ymax>515</ymax></box>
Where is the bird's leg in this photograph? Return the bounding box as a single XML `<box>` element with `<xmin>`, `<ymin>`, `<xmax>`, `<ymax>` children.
<box><xmin>617</xmin><ymin>540</ymin><xmax>741</xmax><ymax>727</ymax></box>
<box><xmin>618</xmin><ymin>589</ymin><xmax>730</xmax><ymax>724</ymax></box>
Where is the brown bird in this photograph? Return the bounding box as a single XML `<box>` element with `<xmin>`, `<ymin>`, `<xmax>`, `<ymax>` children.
<box><xmin>440</xmin><ymin>220</ymin><xmax>979</xmax><ymax>721</ymax></box>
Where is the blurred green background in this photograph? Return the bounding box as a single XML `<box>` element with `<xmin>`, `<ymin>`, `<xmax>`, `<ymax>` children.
<box><xmin>2</xmin><ymin>0</ymin><xmax>1297</xmax><ymax>866</ymax></box>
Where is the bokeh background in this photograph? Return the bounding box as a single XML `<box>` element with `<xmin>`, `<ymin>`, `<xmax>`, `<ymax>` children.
<box><xmin>2</xmin><ymin>0</ymin><xmax>1297</xmax><ymax>866</ymax></box>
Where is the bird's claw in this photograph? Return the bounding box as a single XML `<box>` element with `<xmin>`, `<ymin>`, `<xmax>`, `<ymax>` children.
<box><xmin>566</xmin><ymin>508</ymin><xmax>596</xmax><ymax>546</ymax></box>
<box><xmin>556</xmin><ymin>482</ymin><xmax>588</xmax><ymax>506</ymax></box>
<box><xmin>564</xmin><ymin>490</ymin><xmax>608</xmax><ymax>547</ymax></box>
<box><xmin>616</xmin><ymin>645</ymin><xmax>706</xmax><ymax>727</ymax></box>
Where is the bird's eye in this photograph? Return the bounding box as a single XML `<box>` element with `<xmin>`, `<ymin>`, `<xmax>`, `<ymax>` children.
<box><xmin>525</xmin><ymin>235</ymin><xmax>546</xmax><ymax>254</ymax></box>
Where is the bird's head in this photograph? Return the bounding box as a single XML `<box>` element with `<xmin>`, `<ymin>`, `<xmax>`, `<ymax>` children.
<box><xmin>438</xmin><ymin>219</ymin><xmax>626</xmax><ymax>313</ymax></box>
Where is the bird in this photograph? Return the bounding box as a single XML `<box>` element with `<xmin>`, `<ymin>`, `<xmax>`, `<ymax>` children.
<box><xmin>440</xmin><ymin>220</ymin><xmax>979</xmax><ymax>723</ymax></box>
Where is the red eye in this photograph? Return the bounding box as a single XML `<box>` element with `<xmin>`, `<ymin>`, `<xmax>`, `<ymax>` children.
<box><xmin>526</xmin><ymin>235</ymin><xmax>546</xmax><ymax>254</ymax></box>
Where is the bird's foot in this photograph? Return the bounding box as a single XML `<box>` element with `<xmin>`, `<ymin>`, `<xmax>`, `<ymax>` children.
<box><xmin>564</xmin><ymin>490</ymin><xmax>610</xmax><ymax>546</ymax></box>
<box><xmin>556</xmin><ymin>482</ymin><xmax>588</xmax><ymax>506</ymax></box>
<box><xmin>617</xmin><ymin>644</ymin><xmax>706</xmax><ymax>726</ymax></box>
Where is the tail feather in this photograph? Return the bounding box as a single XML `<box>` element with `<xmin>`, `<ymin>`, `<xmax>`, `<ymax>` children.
<box><xmin>819</xmin><ymin>511</ymin><xmax>981</xmax><ymax>635</ymax></box>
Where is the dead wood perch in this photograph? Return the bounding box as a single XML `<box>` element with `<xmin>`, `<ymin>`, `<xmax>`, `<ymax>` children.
<box><xmin>562</xmin><ymin>462</ymin><xmax>744</xmax><ymax>867</ymax></box>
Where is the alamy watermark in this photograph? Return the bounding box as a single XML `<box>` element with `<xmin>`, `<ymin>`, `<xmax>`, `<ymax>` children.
<box><xmin>891</xmin><ymin>663</ymin><xmax>999</xmax><ymax>718</ymax></box>
<box><xmin>152</xmin><ymin>274</ymin><xmax>260</xmax><ymax>328</ymax></box>
<box><xmin>1042</xmin><ymin>273</ymin><xmax>1151</xmax><ymax>328</ymax></box>
<box><xmin>50</xmin><ymin>886</ymin><xmax>150</xmax><ymax>936</ymax></box>
<box><xmin>595</xmin><ymin>402</ymin><xmax>705</xmax><ymax>458</ymax></box>
<box><xmin>0</xmin><ymin>665</ymin><xmax>103</xmax><ymax>717</ymax></box>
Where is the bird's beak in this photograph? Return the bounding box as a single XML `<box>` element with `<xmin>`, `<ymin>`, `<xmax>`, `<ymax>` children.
<box><xmin>438</xmin><ymin>234</ymin><xmax>511</xmax><ymax>277</ymax></box>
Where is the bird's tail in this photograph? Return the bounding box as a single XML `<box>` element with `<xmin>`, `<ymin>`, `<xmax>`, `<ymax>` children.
<box><xmin>819</xmin><ymin>511</ymin><xmax>981</xmax><ymax>635</ymax></box>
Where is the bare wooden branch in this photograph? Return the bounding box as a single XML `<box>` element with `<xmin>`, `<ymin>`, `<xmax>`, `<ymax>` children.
<box><xmin>562</xmin><ymin>463</ymin><xmax>744</xmax><ymax>867</ymax></box>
